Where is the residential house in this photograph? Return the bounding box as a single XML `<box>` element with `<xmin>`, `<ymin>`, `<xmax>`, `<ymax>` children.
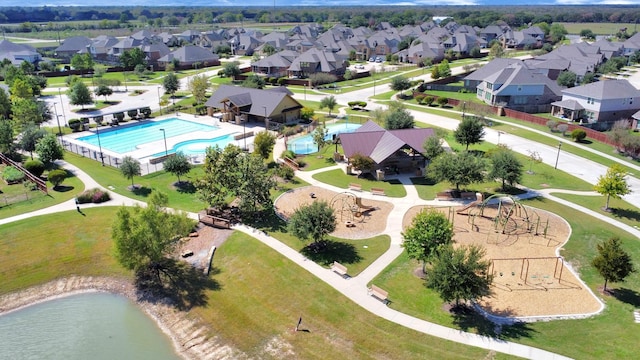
<box><xmin>340</xmin><ymin>120</ymin><xmax>436</xmax><ymax>174</ymax></box>
<box><xmin>396</xmin><ymin>42</ymin><xmax>444</xmax><ymax>65</ymax></box>
<box><xmin>532</xmin><ymin>44</ymin><xmax>603</xmax><ymax>77</ymax></box>
<box><xmin>89</xmin><ymin>35</ymin><xmax>118</xmax><ymax>62</ymax></box>
<box><xmin>197</xmin><ymin>31</ymin><xmax>227</xmax><ymax>50</ymax></box>
<box><xmin>141</xmin><ymin>42</ymin><xmax>171</xmax><ymax>65</ymax></box>
<box><xmin>0</xmin><ymin>40</ymin><xmax>41</xmax><ymax>66</ymax></box>
<box><xmin>157</xmin><ymin>32</ymin><xmax>181</xmax><ymax>47</ymax></box>
<box><xmin>54</xmin><ymin>36</ymin><xmax>92</xmax><ymax>61</ymax></box>
<box><xmin>475</xmin><ymin>62</ymin><xmax>562</xmax><ymax>111</ymax></box>
<box><xmin>463</xmin><ymin>58</ymin><xmax>522</xmax><ymax>90</ymax></box>
<box><xmin>443</xmin><ymin>33</ymin><xmax>486</xmax><ymax>55</ymax></box>
<box><xmin>229</xmin><ymin>33</ymin><xmax>261</xmax><ymax>56</ymax></box>
<box><xmin>204</xmin><ymin>84</ymin><xmax>302</xmax><ymax>126</ymax></box>
<box><xmin>551</xmin><ymin>79</ymin><xmax>640</xmax><ymax>129</ymax></box>
<box><xmin>251</xmin><ymin>50</ymin><xmax>299</xmax><ymax>78</ymax></box>
<box><xmin>623</xmin><ymin>32</ymin><xmax>640</xmax><ymax>56</ymax></box>
<box><xmin>157</xmin><ymin>45</ymin><xmax>219</xmax><ymax>69</ymax></box>
<box><xmin>178</xmin><ymin>30</ymin><xmax>201</xmax><ymax>44</ymax></box>
<box><xmin>288</xmin><ymin>48</ymin><xmax>348</xmax><ymax>78</ymax></box>
<box><xmin>498</xmin><ymin>29</ymin><xmax>540</xmax><ymax>49</ymax></box>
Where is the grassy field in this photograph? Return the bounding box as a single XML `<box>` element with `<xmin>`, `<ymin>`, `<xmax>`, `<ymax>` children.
<box><xmin>0</xmin><ymin>166</ymin><xmax>85</xmax><ymax>220</ymax></box>
<box><xmin>558</xmin><ymin>22</ymin><xmax>638</xmax><ymax>35</ymax></box>
<box><xmin>0</xmin><ymin>209</ymin><xmax>512</xmax><ymax>359</ymax></box>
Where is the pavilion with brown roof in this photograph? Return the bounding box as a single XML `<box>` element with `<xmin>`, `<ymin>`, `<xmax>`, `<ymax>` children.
<box><xmin>339</xmin><ymin>120</ymin><xmax>436</xmax><ymax>176</ymax></box>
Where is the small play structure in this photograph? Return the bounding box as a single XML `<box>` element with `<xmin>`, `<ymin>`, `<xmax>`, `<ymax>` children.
<box><xmin>488</xmin><ymin>256</ymin><xmax>581</xmax><ymax>291</ymax></box>
<box><xmin>455</xmin><ymin>193</ymin><xmax>552</xmax><ymax>242</ymax></box>
<box><xmin>330</xmin><ymin>191</ymin><xmax>376</xmax><ymax>223</ymax></box>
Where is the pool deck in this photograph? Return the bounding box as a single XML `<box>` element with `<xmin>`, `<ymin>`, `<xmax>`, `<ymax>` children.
<box><xmin>63</xmin><ymin>113</ymin><xmax>262</xmax><ymax>165</ymax></box>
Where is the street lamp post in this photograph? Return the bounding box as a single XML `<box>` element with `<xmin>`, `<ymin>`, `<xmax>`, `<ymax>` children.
<box><xmin>96</xmin><ymin>124</ymin><xmax>105</xmax><ymax>166</ymax></box>
<box><xmin>462</xmin><ymin>101</ymin><xmax>466</xmax><ymax>119</ymax></box>
<box><xmin>303</xmin><ymin>83</ymin><xmax>306</xmax><ymax>101</ymax></box>
<box><xmin>554</xmin><ymin>142</ymin><xmax>562</xmax><ymax>169</ymax></box>
<box><xmin>160</xmin><ymin>128</ymin><xmax>168</xmax><ymax>156</ymax></box>
<box><xmin>58</xmin><ymin>88</ymin><xmax>66</xmax><ymax>126</ymax></box>
<box><xmin>157</xmin><ymin>86</ymin><xmax>162</xmax><ymax>115</ymax></box>
<box><xmin>52</xmin><ymin>103</ymin><xmax>62</xmax><ymax>138</ymax></box>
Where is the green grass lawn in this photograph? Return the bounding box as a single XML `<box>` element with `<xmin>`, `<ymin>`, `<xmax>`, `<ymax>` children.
<box><xmin>0</xmin><ymin>167</ymin><xmax>85</xmax><ymax>220</ymax></box>
<box><xmin>550</xmin><ymin>192</ymin><xmax>640</xmax><ymax>229</ymax></box>
<box><xmin>0</xmin><ymin>207</ymin><xmax>129</xmax><ymax>295</ymax></box>
<box><xmin>371</xmin><ymin>197</ymin><xmax>640</xmax><ymax>359</ymax></box>
<box><xmin>312</xmin><ymin>168</ymin><xmax>407</xmax><ymax>197</ymax></box>
<box><xmin>63</xmin><ymin>152</ymin><xmax>206</xmax><ymax>212</ymax></box>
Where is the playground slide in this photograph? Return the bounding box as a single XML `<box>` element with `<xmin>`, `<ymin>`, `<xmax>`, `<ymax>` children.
<box><xmin>456</xmin><ymin>200</ymin><xmax>481</xmax><ymax>214</ymax></box>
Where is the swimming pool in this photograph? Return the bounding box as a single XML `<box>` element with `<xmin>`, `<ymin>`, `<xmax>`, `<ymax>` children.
<box><xmin>150</xmin><ymin>133</ymin><xmax>239</xmax><ymax>158</ymax></box>
<box><xmin>287</xmin><ymin>123</ymin><xmax>361</xmax><ymax>155</ymax></box>
<box><xmin>77</xmin><ymin>118</ymin><xmax>219</xmax><ymax>154</ymax></box>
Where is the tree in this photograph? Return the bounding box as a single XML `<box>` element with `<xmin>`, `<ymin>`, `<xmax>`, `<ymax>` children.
<box><xmin>35</xmin><ymin>133</ymin><xmax>63</xmax><ymax>166</ymax></box>
<box><xmin>425</xmin><ymin>244</ymin><xmax>492</xmax><ymax>307</ymax></box>
<box><xmin>242</xmin><ymin>74</ymin><xmax>265</xmax><ymax>89</ymax></box>
<box><xmin>549</xmin><ymin>23</ymin><xmax>568</xmax><ymax>43</ymax></box>
<box><xmin>581</xmin><ymin>72</ymin><xmax>597</xmax><ymax>85</ymax></box>
<box><xmin>429</xmin><ymin>151</ymin><xmax>486</xmax><ymax>190</ymax></box>
<box><xmin>489</xmin><ymin>42</ymin><xmax>504</xmax><ymax>59</ymax></box>
<box><xmin>11</xmin><ymin>97</ymin><xmax>43</xmax><ymax>127</ymax></box>
<box><xmin>312</xmin><ymin>125</ymin><xmax>328</xmax><ymax>152</ymax></box>
<box><xmin>402</xmin><ymin>208</ymin><xmax>454</xmax><ymax>272</ymax></box>
<box><xmin>163</xmin><ymin>152</ymin><xmax>191</xmax><ymax>183</ymax></box>
<box><xmin>288</xmin><ymin>200</ymin><xmax>336</xmax><ymax>246</ymax></box>
<box><xmin>188</xmin><ymin>74</ymin><xmax>209</xmax><ymax>104</ymax></box>
<box><xmin>384</xmin><ymin>101</ymin><xmax>414</xmax><ymax>130</ymax></box>
<box><xmin>0</xmin><ymin>87</ymin><xmax>11</xmax><ymax>119</ymax></box>
<box><xmin>0</xmin><ymin>119</ymin><xmax>15</xmax><ymax>154</ymax></box>
<box><xmin>120</xmin><ymin>155</ymin><xmax>141</xmax><ymax>188</ymax></box>
<box><xmin>430</xmin><ymin>64</ymin><xmax>441</xmax><ymax>79</ymax></box>
<box><xmin>119</xmin><ymin>48</ymin><xmax>145</xmax><ymax>69</ymax></box>
<box><xmin>454</xmin><ymin>117</ymin><xmax>485</xmax><ymax>150</ymax></box>
<box><xmin>580</xmin><ymin>29</ymin><xmax>596</xmax><ymax>40</ymax></box>
<box><xmin>68</xmin><ymin>81</ymin><xmax>93</xmax><ymax>109</ymax></box>
<box><xmin>594</xmin><ymin>164</ymin><xmax>631</xmax><ymax>211</ymax></box>
<box><xmin>163</xmin><ymin>72</ymin><xmax>180</xmax><ymax>100</ymax></box>
<box><xmin>47</xmin><ymin>169</ymin><xmax>66</xmax><ymax>189</ymax></box>
<box><xmin>95</xmin><ymin>84</ymin><xmax>113</xmax><ymax>101</ymax></box>
<box><xmin>557</xmin><ymin>70</ymin><xmax>577</xmax><ymax>87</ymax></box>
<box><xmin>253</xmin><ymin>130</ymin><xmax>276</xmax><ymax>160</ymax></box>
<box><xmin>489</xmin><ymin>148</ymin><xmax>523</xmax><ymax>190</ymax></box>
<box><xmin>70</xmin><ymin>53</ymin><xmax>94</xmax><ymax>75</ymax></box>
<box><xmin>390</xmin><ymin>75</ymin><xmax>412</xmax><ymax>92</ymax></box>
<box><xmin>423</xmin><ymin>136</ymin><xmax>444</xmax><ymax>161</ymax></box>
<box><xmin>437</xmin><ymin>59</ymin><xmax>451</xmax><ymax>78</ymax></box>
<box><xmin>320</xmin><ymin>95</ymin><xmax>337</xmax><ymax>117</ymax></box>
<box><xmin>262</xmin><ymin>43</ymin><xmax>276</xmax><ymax>56</ymax></box>
<box><xmin>592</xmin><ymin>237</ymin><xmax>635</xmax><ymax>292</ymax></box>
<box><xmin>19</xmin><ymin>122</ymin><xmax>47</xmax><ymax>159</ymax></box>
<box><xmin>112</xmin><ymin>191</ymin><xmax>196</xmax><ymax>288</ymax></box>
<box><xmin>222</xmin><ymin>61</ymin><xmax>241</xmax><ymax>78</ymax></box>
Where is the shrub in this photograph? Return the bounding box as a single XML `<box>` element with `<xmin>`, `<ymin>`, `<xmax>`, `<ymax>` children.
<box><xmin>277</xmin><ymin>78</ymin><xmax>287</xmax><ymax>86</ymax></box>
<box><xmin>557</xmin><ymin>123</ymin><xmax>569</xmax><ymax>136</ymax></box>
<box><xmin>77</xmin><ymin>188</ymin><xmax>111</xmax><ymax>204</ymax></box>
<box><xmin>281</xmin><ymin>149</ymin><xmax>296</xmax><ymax>159</ymax></box>
<box><xmin>276</xmin><ymin>164</ymin><xmax>295</xmax><ymax>181</ymax></box>
<box><xmin>415</xmin><ymin>94</ymin><xmax>426</xmax><ymax>104</ymax></box>
<box><xmin>114</xmin><ymin>112</ymin><xmax>125</xmax><ymax>122</ymax></box>
<box><xmin>48</xmin><ymin>169</ymin><xmax>67</xmax><ymax>188</ymax></box>
<box><xmin>140</xmin><ymin>107</ymin><xmax>152</xmax><ymax>118</ymax></box>
<box><xmin>127</xmin><ymin>109</ymin><xmax>138</xmax><ymax>119</ymax></box>
<box><xmin>571</xmin><ymin>129</ymin><xmax>587</xmax><ymax>142</ymax></box>
<box><xmin>546</xmin><ymin>120</ymin><xmax>558</xmax><ymax>131</ymax></box>
<box><xmin>424</xmin><ymin>96</ymin><xmax>435</xmax><ymax>106</ymax></box>
<box><xmin>68</xmin><ymin>118</ymin><xmax>82</xmax><ymax>132</ymax></box>
<box><xmin>24</xmin><ymin>159</ymin><xmax>45</xmax><ymax>177</ymax></box>
<box><xmin>2</xmin><ymin>166</ymin><xmax>25</xmax><ymax>183</ymax></box>
<box><xmin>436</xmin><ymin>97</ymin><xmax>449</xmax><ymax>107</ymax></box>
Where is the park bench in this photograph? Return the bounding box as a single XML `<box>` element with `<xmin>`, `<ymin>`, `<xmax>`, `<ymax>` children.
<box><xmin>331</xmin><ymin>261</ymin><xmax>348</xmax><ymax>277</ymax></box>
<box><xmin>349</xmin><ymin>183</ymin><xmax>362</xmax><ymax>192</ymax></box>
<box><xmin>371</xmin><ymin>187</ymin><xmax>386</xmax><ymax>196</ymax></box>
<box><xmin>198</xmin><ymin>213</ymin><xmax>231</xmax><ymax>229</ymax></box>
<box><xmin>368</xmin><ymin>284</ymin><xmax>389</xmax><ymax>304</ymax></box>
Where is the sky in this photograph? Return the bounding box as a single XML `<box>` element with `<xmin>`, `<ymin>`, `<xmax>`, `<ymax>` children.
<box><xmin>2</xmin><ymin>0</ymin><xmax>640</xmax><ymax>6</ymax></box>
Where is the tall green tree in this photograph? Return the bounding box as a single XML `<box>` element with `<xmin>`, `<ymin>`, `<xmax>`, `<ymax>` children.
<box><xmin>0</xmin><ymin>88</ymin><xmax>11</xmax><ymax>119</ymax></box>
<box><xmin>119</xmin><ymin>48</ymin><xmax>145</xmax><ymax>69</ymax></box>
<box><xmin>594</xmin><ymin>164</ymin><xmax>631</xmax><ymax>211</ymax></box>
<box><xmin>402</xmin><ymin>208</ymin><xmax>454</xmax><ymax>272</ymax></box>
<box><xmin>0</xmin><ymin>119</ymin><xmax>15</xmax><ymax>154</ymax></box>
<box><xmin>35</xmin><ymin>133</ymin><xmax>63</xmax><ymax>166</ymax></box>
<box><xmin>163</xmin><ymin>152</ymin><xmax>191</xmax><ymax>183</ymax></box>
<box><xmin>68</xmin><ymin>81</ymin><xmax>93</xmax><ymax>109</ymax></box>
<box><xmin>187</xmin><ymin>74</ymin><xmax>209</xmax><ymax>104</ymax></box>
<box><xmin>253</xmin><ymin>130</ymin><xmax>276</xmax><ymax>160</ymax></box>
<box><xmin>557</xmin><ymin>70</ymin><xmax>577</xmax><ymax>88</ymax></box>
<box><xmin>489</xmin><ymin>148</ymin><xmax>523</xmax><ymax>190</ymax></box>
<box><xmin>592</xmin><ymin>237</ymin><xmax>635</xmax><ymax>292</ymax></box>
<box><xmin>95</xmin><ymin>84</ymin><xmax>113</xmax><ymax>101</ymax></box>
<box><xmin>70</xmin><ymin>53</ymin><xmax>94</xmax><ymax>75</ymax></box>
<box><xmin>19</xmin><ymin>122</ymin><xmax>47</xmax><ymax>159</ymax></box>
<box><xmin>120</xmin><ymin>155</ymin><xmax>141</xmax><ymax>188</ymax></box>
<box><xmin>163</xmin><ymin>72</ymin><xmax>180</xmax><ymax>100</ymax></box>
<box><xmin>429</xmin><ymin>151</ymin><xmax>486</xmax><ymax>190</ymax></box>
<box><xmin>320</xmin><ymin>95</ymin><xmax>337</xmax><ymax>117</ymax></box>
<box><xmin>222</xmin><ymin>61</ymin><xmax>241</xmax><ymax>78</ymax></box>
<box><xmin>454</xmin><ymin>117</ymin><xmax>485</xmax><ymax>150</ymax></box>
<box><xmin>423</xmin><ymin>136</ymin><xmax>444</xmax><ymax>162</ymax></box>
<box><xmin>390</xmin><ymin>75</ymin><xmax>412</xmax><ymax>92</ymax></box>
<box><xmin>112</xmin><ymin>191</ymin><xmax>196</xmax><ymax>287</ymax></box>
<box><xmin>425</xmin><ymin>244</ymin><xmax>492</xmax><ymax>307</ymax></box>
<box><xmin>312</xmin><ymin>125</ymin><xmax>328</xmax><ymax>152</ymax></box>
<box><xmin>288</xmin><ymin>200</ymin><xmax>336</xmax><ymax>246</ymax></box>
<box><xmin>384</xmin><ymin>101</ymin><xmax>414</xmax><ymax>130</ymax></box>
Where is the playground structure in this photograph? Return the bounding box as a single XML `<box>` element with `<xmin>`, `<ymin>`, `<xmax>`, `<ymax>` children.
<box><xmin>488</xmin><ymin>256</ymin><xmax>581</xmax><ymax>292</ymax></box>
<box><xmin>330</xmin><ymin>191</ymin><xmax>376</xmax><ymax>223</ymax></box>
<box><xmin>455</xmin><ymin>193</ymin><xmax>555</xmax><ymax>245</ymax></box>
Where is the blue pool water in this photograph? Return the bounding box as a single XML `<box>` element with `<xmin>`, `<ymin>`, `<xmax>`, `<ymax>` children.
<box><xmin>151</xmin><ymin>133</ymin><xmax>239</xmax><ymax>157</ymax></box>
<box><xmin>77</xmin><ymin>118</ymin><xmax>219</xmax><ymax>154</ymax></box>
<box><xmin>287</xmin><ymin>123</ymin><xmax>361</xmax><ymax>155</ymax></box>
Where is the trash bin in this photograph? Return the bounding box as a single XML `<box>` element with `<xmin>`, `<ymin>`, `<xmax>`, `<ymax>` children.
<box><xmin>376</xmin><ymin>169</ymin><xmax>385</xmax><ymax>181</ymax></box>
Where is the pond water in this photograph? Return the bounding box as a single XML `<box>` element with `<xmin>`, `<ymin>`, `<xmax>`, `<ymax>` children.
<box><xmin>0</xmin><ymin>292</ymin><xmax>180</xmax><ymax>360</ymax></box>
